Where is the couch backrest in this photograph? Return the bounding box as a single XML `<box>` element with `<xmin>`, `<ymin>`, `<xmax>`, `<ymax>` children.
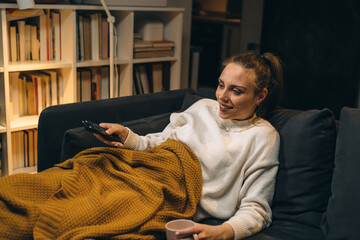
<box><xmin>268</xmin><ymin>108</ymin><xmax>337</xmax><ymax>228</ymax></box>
<box><xmin>38</xmin><ymin>88</ymin><xmax>195</xmax><ymax>171</ymax></box>
<box><xmin>321</xmin><ymin>107</ymin><xmax>360</xmax><ymax>240</ymax></box>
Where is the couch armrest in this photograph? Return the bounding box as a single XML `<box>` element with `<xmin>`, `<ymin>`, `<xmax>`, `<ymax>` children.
<box><xmin>37</xmin><ymin>88</ymin><xmax>195</xmax><ymax>172</ymax></box>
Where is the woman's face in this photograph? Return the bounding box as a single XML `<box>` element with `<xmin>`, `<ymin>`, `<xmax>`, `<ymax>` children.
<box><xmin>216</xmin><ymin>63</ymin><xmax>264</xmax><ymax>120</ymax></box>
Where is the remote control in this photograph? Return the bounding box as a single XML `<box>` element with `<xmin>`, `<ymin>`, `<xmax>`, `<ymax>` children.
<box><xmin>82</xmin><ymin>120</ymin><xmax>124</xmax><ymax>143</ymax></box>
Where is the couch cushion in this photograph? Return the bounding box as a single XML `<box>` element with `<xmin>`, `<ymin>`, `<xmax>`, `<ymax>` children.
<box><xmin>321</xmin><ymin>107</ymin><xmax>360</xmax><ymax>240</ymax></box>
<box><xmin>60</xmin><ymin>112</ymin><xmax>171</xmax><ymax>161</ymax></box>
<box><xmin>181</xmin><ymin>88</ymin><xmax>216</xmax><ymax>111</ymax></box>
<box><xmin>245</xmin><ymin>221</ymin><xmax>326</xmax><ymax>240</ymax></box>
<box><xmin>181</xmin><ymin>94</ymin><xmax>204</xmax><ymax>111</ymax></box>
<box><xmin>267</xmin><ymin>108</ymin><xmax>336</xmax><ymax>233</ymax></box>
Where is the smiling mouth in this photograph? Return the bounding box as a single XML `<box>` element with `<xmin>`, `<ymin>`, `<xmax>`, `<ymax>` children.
<box><xmin>219</xmin><ymin>103</ymin><xmax>233</xmax><ymax>111</ymax></box>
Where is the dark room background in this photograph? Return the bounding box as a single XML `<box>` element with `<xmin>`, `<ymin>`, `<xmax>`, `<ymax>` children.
<box><xmin>192</xmin><ymin>0</ymin><xmax>360</xmax><ymax>119</ymax></box>
<box><xmin>261</xmin><ymin>0</ymin><xmax>360</xmax><ymax>118</ymax></box>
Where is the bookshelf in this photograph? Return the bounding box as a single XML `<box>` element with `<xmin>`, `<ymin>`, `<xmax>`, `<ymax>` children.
<box><xmin>0</xmin><ymin>3</ymin><xmax>184</xmax><ymax>176</ymax></box>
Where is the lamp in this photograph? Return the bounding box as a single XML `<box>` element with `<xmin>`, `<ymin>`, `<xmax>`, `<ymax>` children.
<box><xmin>16</xmin><ymin>0</ymin><xmax>35</xmax><ymax>10</ymax></box>
<box><xmin>99</xmin><ymin>0</ymin><xmax>116</xmax><ymax>98</ymax></box>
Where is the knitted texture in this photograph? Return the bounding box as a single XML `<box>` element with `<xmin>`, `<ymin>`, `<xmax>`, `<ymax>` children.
<box><xmin>0</xmin><ymin>139</ymin><xmax>202</xmax><ymax>240</ymax></box>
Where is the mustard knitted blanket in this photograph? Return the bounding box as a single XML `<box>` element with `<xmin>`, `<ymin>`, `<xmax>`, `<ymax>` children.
<box><xmin>0</xmin><ymin>139</ymin><xmax>202</xmax><ymax>240</ymax></box>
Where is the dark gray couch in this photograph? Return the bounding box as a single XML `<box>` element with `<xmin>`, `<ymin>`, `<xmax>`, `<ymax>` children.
<box><xmin>37</xmin><ymin>88</ymin><xmax>360</xmax><ymax>240</ymax></box>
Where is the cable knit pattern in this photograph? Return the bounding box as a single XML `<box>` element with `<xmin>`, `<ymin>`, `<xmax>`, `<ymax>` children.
<box><xmin>0</xmin><ymin>139</ymin><xmax>202</xmax><ymax>240</ymax></box>
<box><xmin>125</xmin><ymin>99</ymin><xmax>280</xmax><ymax>239</ymax></box>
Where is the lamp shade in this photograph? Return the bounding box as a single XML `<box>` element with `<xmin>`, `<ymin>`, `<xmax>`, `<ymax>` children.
<box><xmin>16</xmin><ymin>0</ymin><xmax>35</xmax><ymax>9</ymax></box>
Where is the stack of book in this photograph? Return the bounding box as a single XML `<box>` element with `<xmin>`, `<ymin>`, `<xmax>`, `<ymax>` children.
<box><xmin>77</xmin><ymin>66</ymin><xmax>113</xmax><ymax>101</ymax></box>
<box><xmin>11</xmin><ymin>130</ymin><xmax>38</xmax><ymax>170</ymax></box>
<box><xmin>77</xmin><ymin>12</ymin><xmax>109</xmax><ymax>61</ymax></box>
<box><xmin>9</xmin><ymin>71</ymin><xmax>63</xmax><ymax>119</ymax></box>
<box><xmin>133</xmin><ymin>40</ymin><xmax>175</xmax><ymax>59</ymax></box>
<box><xmin>8</xmin><ymin>9</ymin><xmax>61</xmax><ymax>62</ymax></box>
<box><xmin>133</xmin><ymin>62</ymin><xmax>170</xmax><ymax>95</ymax></box>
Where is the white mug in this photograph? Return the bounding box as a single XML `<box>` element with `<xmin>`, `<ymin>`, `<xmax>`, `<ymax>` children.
<box><xmin>165</xmin><ymin>219</ymin><xmax>198</xmax><ymax>240</ymax></box>
<box><xmin>16</xmin><ymin>0</ymin><xmax>35</xmax><ymax>9</ymax></box>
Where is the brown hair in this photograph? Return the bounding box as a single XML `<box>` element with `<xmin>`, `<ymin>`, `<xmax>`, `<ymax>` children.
<box><xmin>222</xmin><ymin>52</ymin><xmax>283</xmax><ymax>119</ymax></box>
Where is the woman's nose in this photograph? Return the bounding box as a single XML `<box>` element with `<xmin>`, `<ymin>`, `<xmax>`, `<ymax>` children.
<box><xmin>218</xmin><ymin>89</ymin><xmax>229</xmax><ymax>102</ymax></box>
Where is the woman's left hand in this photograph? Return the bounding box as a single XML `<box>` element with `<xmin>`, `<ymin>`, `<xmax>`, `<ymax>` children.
<box><xmin>175</xmin><ymin>223</ymin><xmax>234</xmax><ymax>240</ymax></box>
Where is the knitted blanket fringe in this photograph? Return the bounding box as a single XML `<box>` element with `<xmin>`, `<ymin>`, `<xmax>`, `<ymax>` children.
<box><xmin>0</xmin><ymin>139</ymin><xmax>202</xmax><ymax>240</ymax></box>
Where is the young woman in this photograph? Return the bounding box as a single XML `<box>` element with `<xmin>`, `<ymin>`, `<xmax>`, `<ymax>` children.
<box><xmin>95</xmin><ymin>52</ymin><xmax>284</xmax><ymax>239</ymax></box>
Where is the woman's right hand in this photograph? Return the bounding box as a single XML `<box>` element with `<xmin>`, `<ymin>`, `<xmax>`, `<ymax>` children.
<box><xmin>94</xmin><ymin>123</ymin><xmax>129</xmax><ymax>147</ymax></box>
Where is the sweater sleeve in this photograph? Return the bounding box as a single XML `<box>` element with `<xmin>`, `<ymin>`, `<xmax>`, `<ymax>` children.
<box><xmin>122</xmin><ymin>125</ymin><xmax>172</xmax><ymax>151</ymax></box>
<box><xmin>224</xmin><ymin>128</ymin><xmax>280</xmax><ymax>239</ymax></box>
<box><xmin>123</xmin><ymin>99</ymin><xmax>206</xmax><ymax>151</ymax></box>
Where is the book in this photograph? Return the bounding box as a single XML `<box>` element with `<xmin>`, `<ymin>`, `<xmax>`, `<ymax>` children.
<box><xmin>83</xmin><ymin>16</ymin><xmax>91</xmax><ymax>60</ymax></box>
<box><xmin>100</xmin><ymin>66</ymin><xmax>109</xmax><ymax>99</ymax></box>
<box><xmin>25</xmin><ymin>24</ymin><xmax>31</xmax><ymax>60</ymax></box>
<box><xmin>133</xmin><ymin>65</ymin><xmax>143</xmax><ymax>95</ymax></box>
<box><xmin>101</xmin><ymin>17</ymin><xmax>109</xmax><ymax>59</ymax></box>
<box><xmin>18</xmin><ymin>75</ymin><xmax>27</xmax><ymax>116</ymax></box>
<box><xmin>152</xmin><ymin>63</ymin><xmax>163</xmax><ymax>93</ymax></box>
<box><xmin>42</xmin><ymin>70</ymin><xmax>58</xmax><ymax>106</ymax></box>
<box><xmin>45</xmin><ymin>9</ymin><xmax>51</xmax><ymax>60</ymax></box>
<box><xmin>52</xmin><ymin>11</ymin><xmax>61</xmax><ymax>61</ymax></box>
<box><xmin>38</xmin><ymin>72</ymin><xmax>51</xmax><ymax>109</ymax></box>
<box><xmin>23</xmin><ymin>130</ymin><xmax>29</xmax><ymax>167</ymax></box>
<box><xmin>25</xmin><ymin>129</ymin><xmax>35</xmax><ymax>166</ymax></box>
<box><xmin>138</xmin><ymin>64</ymin><xmax>150</xmax><ymax>94</ymax></box>
<box><xmin>34</xmin><ymin>129</ymin><xmax>38</xmax><ymax>166</ymax></box>
<box><xmin>9</xmin><ymin>72</ymin><xmax>21</xmax><ymax>119</ymax></box>
<box><xmin>134</xmin><ymin>50</ymin><xmax>174</xmax><ymax>58</ymax></box>
<box><xmin>30</xmin><ymin>25</ymin><xmax>40</xmax><ymax>60</ymax></box>
<box><xmin>17</xmin><ymin>20</ymin><xmax>26</xmax><ymax>61</ymax></box>
<box><xmin>134</xmin><ymin>40</ymin><xmax>153</xmax><ymax>49</ymax></box>
<box><xmin>11</xmin><ymin>132</ymin><xmax>20</xmax><ymax>169</ymax></box>
<box><xmin>90</xmin><ymin>13</ymin><xmax>100</xmax><ymax>60</ymax></box>
<box><xmin>78</xmin><ymin>15</ymin><xmax>85</xmax><ymax>60</ymax></box>
<box><xmin>152</xmin><ymin>40</ymin><xmax>175</xmax><ymax>48</ymax></box>
<box><xmin>134</xmin><ymin>47</ymin><xmax>172</xmax><ymax>52</ymax></box>
<box><xmin>78</xmin><ymin>68</ymin><xmax>92</xmax><ymax>102</ymax></box>
<box><xmin>9</xmin><ymin>26</ymin><xmax>17</xmax><ymax>61</ymax></box>
<box><xmin>25</xmin><ymin>74</ymin><xmax>38</xmax><ymax>115</ymax></box>
<box><xmin>39</xmin><ymin>13</ymin><xmax>47</xmax><ymax>61</ymax></box>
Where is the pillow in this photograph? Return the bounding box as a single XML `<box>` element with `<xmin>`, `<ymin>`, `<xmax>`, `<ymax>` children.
<box><xmin>60</xmin><ymin>112</ymin><xmax>171</xmax><ymax>161</ymax></box>
<box><xmin>181</xmin><ymin>94</ymin><xmax>204</xmax><ymax>111</ymax></box>
<box><xmin>321</xmin><ymin>107</ymin><xmax>360</xmax><ymax>240</ymax></box>
<box><xmin>268</xmin><ymin>108</ymin><xmax>337</xmax><ymax>228</ymax></box>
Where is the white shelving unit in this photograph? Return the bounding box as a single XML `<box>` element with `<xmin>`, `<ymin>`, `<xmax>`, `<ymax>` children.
<box><xmin>0</xmin><ymin>3</ymin><xmax>184</xmax><ymax>176</ymax></box>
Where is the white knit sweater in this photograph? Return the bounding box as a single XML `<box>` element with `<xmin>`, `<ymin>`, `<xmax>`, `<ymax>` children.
<box><xmin>123</xmin><ymin>98</ymin><xmax>280</xmax><ymax>239</ymax></box>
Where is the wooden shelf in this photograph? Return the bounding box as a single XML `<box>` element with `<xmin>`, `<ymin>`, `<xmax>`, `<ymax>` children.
<box><xmin>0</xmin><ymin>4</ymin><xmax>184</xmax><ymax>176</ymax></box>
<box><xmin>76</xmin><ymin>58</ymin><xmax>130</xmax><ymax>68</ymax></box>
<box><xmin>10</xmin><ymin>115</ymin><xmax>39</xmax><ymax>132</ymax></box>
<box><xmin>8</xmin><ymin>61</ymin><xmax>73</xmax><ymax>72</ymax></box>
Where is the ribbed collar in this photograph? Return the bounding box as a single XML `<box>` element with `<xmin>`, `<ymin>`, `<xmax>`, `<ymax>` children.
<box><xmin>212</xmin><ymin>104</ymin><xmax>258</xmax><ymax>132</ymax></box>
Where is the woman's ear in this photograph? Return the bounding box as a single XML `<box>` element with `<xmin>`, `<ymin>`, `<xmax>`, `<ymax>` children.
<box><xmin>257</xmin><ymin>88</ymin><xmax>268</xmax><ymax>104</ymax></box>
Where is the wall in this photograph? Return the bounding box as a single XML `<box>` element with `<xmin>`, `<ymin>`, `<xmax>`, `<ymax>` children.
<box><xmin>261</xmin><ymin>0</ymin><xmax>360</xmax><ymax>118</ymax></box>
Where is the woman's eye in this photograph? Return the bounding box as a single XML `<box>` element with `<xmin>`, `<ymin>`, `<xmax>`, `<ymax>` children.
<box><xmin>218</xmin><ymin>83</ymin><xmax>224</xmax><ymax>88</ymax></box>
<box><xmin>233</xmin><ymin>89</ymin><xmax>242</xmax><ymax>95</ymax></box>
